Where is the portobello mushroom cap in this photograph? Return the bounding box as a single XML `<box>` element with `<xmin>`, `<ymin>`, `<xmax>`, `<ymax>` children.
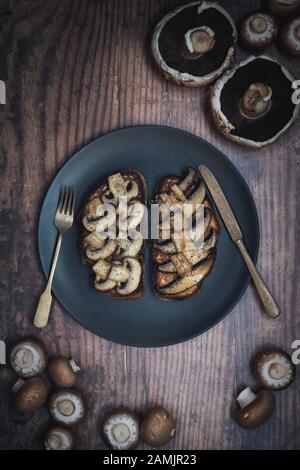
<box><xmin>253</xmin><ymin>349</ymin><xmax>296</xmax><ymax>390</ymax></box>
<box><xmin>49</xmin><ymin>389</ymin><xmax>86</xmax><ymax>427</ymax></box>
<box><xmin>211</xmin><ymin>54</ymin><xmax>300</xmax><ymax>148</ymax></box>
<box><xmin>101</xmin><ymin>409</ymin><xmax>140</xmax><ymax>450</ymax></box>
<box><xmin>15</xmin><ymin>376</ymin><xmax>49</xmax><ymax>414</ymax></box>
<box><xmin>44</xmin><ymin>425</ymin><xmax>74</xmax><ymax>450</ymax></box>
<box><xmin>151</xmin><ymin>1</ymin><xmax>237</xmax><ymax>86</ymax></box>
<box><xmin>239</xmin><ymin>13</ymin><xmax>278</xmax><ymax>49</ymax></box>
<box><xmin>234</xmin><ymin>387</ymin><xmax>275</xmax><ymax>429</ymax></box>
<box><xmin>280</xmin><ymin>17</ymin><xmax>300</xmax><ymax>56</ymax></box>
<box><xmin>9</xmin><ymin>337</ymin><xmax>48</xmax><ymax>378</ymax></box>
<box><xmin>267</xmin><ymin>0</ymin><xmax>300</xmax><ymax>17</ymax></box>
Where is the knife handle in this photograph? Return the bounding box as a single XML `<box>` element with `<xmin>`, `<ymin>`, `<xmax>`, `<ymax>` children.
<box><xmin>235</xmin><ymin>239</ymin><xmax>280</xmax><ymax>318</ymax></box>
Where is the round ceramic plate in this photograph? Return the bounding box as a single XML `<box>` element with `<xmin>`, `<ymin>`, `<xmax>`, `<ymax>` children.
<box><xmin>38</xmin><ymin>126</ymin><xmax>259</xmax><ymax>347</ymax></box>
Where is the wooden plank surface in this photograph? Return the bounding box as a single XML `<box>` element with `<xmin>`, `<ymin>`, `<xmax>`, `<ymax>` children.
<box><xmin>0</xmin><ymin>0</ymin><xmax>299</xmax><ymax>450</ymax></box>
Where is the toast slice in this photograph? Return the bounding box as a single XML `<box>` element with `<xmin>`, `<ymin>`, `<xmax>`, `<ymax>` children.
<box><xmin>81</xmin><ymin>170</ymin><xmax>146</xmax><ymax>300</ymax></box>
<box><xmin>152</xmin><ymin>167</ymin><xmax>220</xmax><ymax>300</ymax></box>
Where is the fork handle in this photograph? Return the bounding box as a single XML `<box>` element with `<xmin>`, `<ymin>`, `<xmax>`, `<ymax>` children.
<box><xmin>235</xmin><ymin>239</ymin><xmax>280</xmax><ymax>318</ymax></box>
<box><xmin>34</xmin><ymin>232</ymin><xmax>62</xmax><ymax>328</ymax></box>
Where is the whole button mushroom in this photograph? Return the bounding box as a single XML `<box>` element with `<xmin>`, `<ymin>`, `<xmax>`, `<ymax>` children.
<box><xmin>267</xmin><ymin>0</ymin><xmax>300</xmax><ymax>17</ymax></box>
<box><xmin>254</xmin><ymin>349</ymin><xmax>296</xmax><ymax>390</ymax></box>
<box><xmin>101</xmin><ymin>409</ymin><xmax>140</xmax><ymax>450</ymax></box>
<box><xmin>280</xmin><ymin>17</ymin><xmax>300</xmax><ymax>56</ymax></box>
<box><xmin>49</xmin><ymin>389</ymin><xmax>86</xmax><ymax>427</ymax></box>
<box><xmin>234</xmin><ymin>387</ymin><xmax>275</xmax><ymax>429</ymax></box>
<box><xmin>151</xmin><ymin>1</ymin><xmax>237</xmax><ymax>87</ymax></box>
<box><xmin>10</xmin><ymin>338</ymin><xmax>48</xmax><ymax>378</ymax></box>
<box><xmin>141</xmin><ymin>406</ymin><xmax>176</xmax><ymax>447</ymax></box>
<box><xmin>48</xmin><ymin>357</ymin><xmax>80</xmax><ymax>388</ymax></box>
<box><xmin>239</xmin><ymin>13</ymin><xmax>278</xmax><ymax>49</ymax></box>
<box><xmin>14</xmin><ymin>376</ymin><xmax>49</xmax><ymax>414</ymax></box>
<box><xmin>44</xmin><ymin>426</ymin><xmax>74</xmax><ymax>450</ymax></box>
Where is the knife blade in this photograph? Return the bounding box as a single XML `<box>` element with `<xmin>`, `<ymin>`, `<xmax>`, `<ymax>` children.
<box><xmin>199</xmin><ymin>164</ymin><xmax>280</xmax><ymax>318</ymax></box>
<box><xmin>199</xmin><ymin>165</ymin><xmax>243</xmax><ymax>242</ymax></box>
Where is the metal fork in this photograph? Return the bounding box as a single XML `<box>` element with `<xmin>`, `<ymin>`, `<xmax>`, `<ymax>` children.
<box><xmin>34</xmin><ymin>186</ymin><xmax>76</xmax><ymax>328</ymax></box>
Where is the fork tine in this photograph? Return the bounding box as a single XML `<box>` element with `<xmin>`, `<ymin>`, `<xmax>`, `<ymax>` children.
<box><xmin>67</xmin><ymin>187</ymin><xmax>75</xmax><ymax>216</ymax></box>
<box><xmin>62</xmin><ymin>186</ymin><xmax>71</xmax><ymax>214</ymax></box>
<box><xmin>57</xmin><ymin>186</ymin><xmax>66</xmax><ymax>212</ymax></box>
<box><xmin>70</xmin><ymin>187</ymin><xmax>76</xmax><ymax>216</ymax></box>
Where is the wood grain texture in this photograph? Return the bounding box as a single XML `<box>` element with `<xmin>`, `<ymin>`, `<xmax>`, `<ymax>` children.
<box><xmin>0</xmin><ymin>0</ymin><xmax>299</xmax><ymax>450</ymax></box>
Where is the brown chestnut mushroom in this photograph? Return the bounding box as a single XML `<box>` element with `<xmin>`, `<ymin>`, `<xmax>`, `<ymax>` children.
<box><xmin>267</xmin><ymin>0</ymin><xmax>300</xmax><ymax>17</ymax></box>
<box><xmin>141</xmin><ymin>406</ymin><xmax>176</xmax><ymax>447</ymax></box>
<box><xmin>101</xmin><ymin>409</ymin><xmax>140</xmax><ymax>450</ymax></box>
<box><xmin>280</xmin><ymin>17</ymin><xmax>300</xmax><ymax>56</ymax></box>
<box><xmin>48</xmin><ymin>357</ymin><xmax>80</xmax><ymax>388</ymax></box>
<box><xmin>234</xmin><ymin>387</ymin><xmax>275</xmax><ymax>429</ymax></box>
<box><xmin>49</xmin><ymin>389</ymin><xmax>86</xmax><ymax>427</ymax></box>
<box><xmin>211</xmin><ymin>54</ymin><xmax>300</xmax><ymax>147</ymax></box>
<box><xmin>14</xmin><ymin>376</ymin><xmax>48</xmax><ymax>414</ymax></box>
<box><xmin>44</xmin><ymin>425</ymin><xmax>74</xmax><ymax>450</ymax></box>
<box><xmin>9</xmin><ymin>337</ymin><xmax>47</xmax><ymax>378</ymax></box>
<box><xmin>254</xmin><ymin>349</ymin><xmax>296</xmax><ymax>390</ymax></box>
<box><xmin>151</xmin><ymin>1</ymin><xmax>237</xmax><ymax>87</ymax></box>
<box><xmin>239</xmin><ymin>13</ymin><xmax>278</xmax><ymax>49</ymax></box>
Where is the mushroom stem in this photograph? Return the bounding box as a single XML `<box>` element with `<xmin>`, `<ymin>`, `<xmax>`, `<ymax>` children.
<box><xmin>69</xmin><ymin>359</ymin><xmax>81</xmax><ymax>374</ymax></box>
<box><xmin>236</xmin><ymin>387</ymin><xmax>257</xmax><ymax>409</ymax></box>
<box><xmin>250</xmin><ymin>16</ymin><xmax>268</xmax><ymax>34</ymax></box>
<box><xmin>183</xmin><ymin>26</ymin><xmax>215</xmax><ymax>58</ymax></box>
<box><xmin>240</xmin><ymin>83</ymin><xmax>273</xmax><ymax>120</ymax></box>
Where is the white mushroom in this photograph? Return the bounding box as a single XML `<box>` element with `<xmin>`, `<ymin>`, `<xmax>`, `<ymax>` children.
<box><xmin>116</xmin><ymin>258</ymin><xmax>142</xmax><ymax>296</ymax></box>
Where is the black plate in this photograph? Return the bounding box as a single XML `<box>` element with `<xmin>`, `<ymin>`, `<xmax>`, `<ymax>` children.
<box><xmin>38</xmin><ymin>126</ymin><xmax>259</xmax><ymax>347</ymax></box>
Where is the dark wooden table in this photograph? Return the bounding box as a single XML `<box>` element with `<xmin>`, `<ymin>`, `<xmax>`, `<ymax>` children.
<box><xmin>0</xmin><ymin>0</ymin><xmax>299</xmax><ymax>450</ymax></box>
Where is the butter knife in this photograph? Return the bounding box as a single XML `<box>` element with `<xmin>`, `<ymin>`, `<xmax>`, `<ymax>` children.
<box><xmin>199</xmin><ymin>165</ymin><xmax>280</xmax><ymax>318</ymax></box>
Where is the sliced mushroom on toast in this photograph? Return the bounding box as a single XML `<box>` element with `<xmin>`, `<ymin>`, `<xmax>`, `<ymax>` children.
<box><xmin>81</xmin><ymin>170</ymin><xmax>146</xmax><ymax>300</ymax></box>
<box><xmin>152</xmin><ymin>167</ymin><xmax>220</xmax><ymax>300</ymax></box>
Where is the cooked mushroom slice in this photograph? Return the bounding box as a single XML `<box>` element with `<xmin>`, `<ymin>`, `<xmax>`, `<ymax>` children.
<box><xmin>159</xmin><ymin>229</ymin><xmax>218</xmax><ymax>272</ymax></box>
<box><xmin>116</xmin><ymin>258</ymin><xmax>142</xmax><ymax>296</ymax></box>
<box><xmin>211</xmin><ymin>54</ymin><xmax>300</xmax><ymax>147</ymax></box>
<box><xmin>254</xmin><ymin>349</ymin><xmax>296</xmax><ymax>390</ymax></box>
<box><xmin>158</xmin><ymin>257</ymin><xmax>214</xmax><ymax>295</ymax></box>
<box><xmin>49</xmin><ymin>389</ymin><xmax>86</xmax><ymax>427</ymax></box>
<box><xmin>239</xmin><ymin>13</ymin><xmax>278</xmax><ymax>49</ymax></box>
<box><xmin>48</xmin><ymin>357</ymin><xmax>80</xmax><ymax>388</ymax></box>
<box><xmin>267</xmin><ymin>0</ymin><xmax>300</xmax><ymax>17</ymax></box>
<box><xmin>178</xmin><ymin>167</ymin><xmax>196</xmax><ymax>192</ymax></box>
<box><xmin>10</xmin><ymin>338</ymin><xmax>48</xmax><ymax>378</ymax></box>
<box><xmin>45</xmin><ymin>426</ymin><xmax>74</xmax><ymax>450</ymax></box>
<box><xmin>234</xmin><ymin>387</ymin><xmax>275</xmax><ymax>429</ymax></box>
<box><xmin>151</xmin><ymin>1</ymin><xmax>237</xmax><ymax>87</ymax></box>
<box><xmin>141</xmin><ymin>407</ymin><xmax>176</xmax><ymax>447</ymax></box>
<box><xmin>101</xmin><ymin>409</ymin><xmax>140</xmax><ymax>450</ymax></box>
<box><xmin>14</xmin><ymin>376</ymin><xmax>48</xmax><ymax>414</ymax></box>
<box><xmin>118</xmin><ymin>232</ymin><xmax>143</xmax><ymax>258</ymax></box>
<box><xmin>83</xmin><ymin>231</ymin><xmax>105</xmax><ymax>250</ymax></box>
<box><xmin>280</xmin><ymin>17</ymin><xmax>300</xmax><ymax>56</ymax></box>
<box><xmin>102</xmin><ymin>173</ymin><xmax>139</xmax><ymax>205</ymax></box>
<box><xmin>127</xmin><ymin>201</ymin><xmax>145</xmax><ymax>230</ymax></box>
